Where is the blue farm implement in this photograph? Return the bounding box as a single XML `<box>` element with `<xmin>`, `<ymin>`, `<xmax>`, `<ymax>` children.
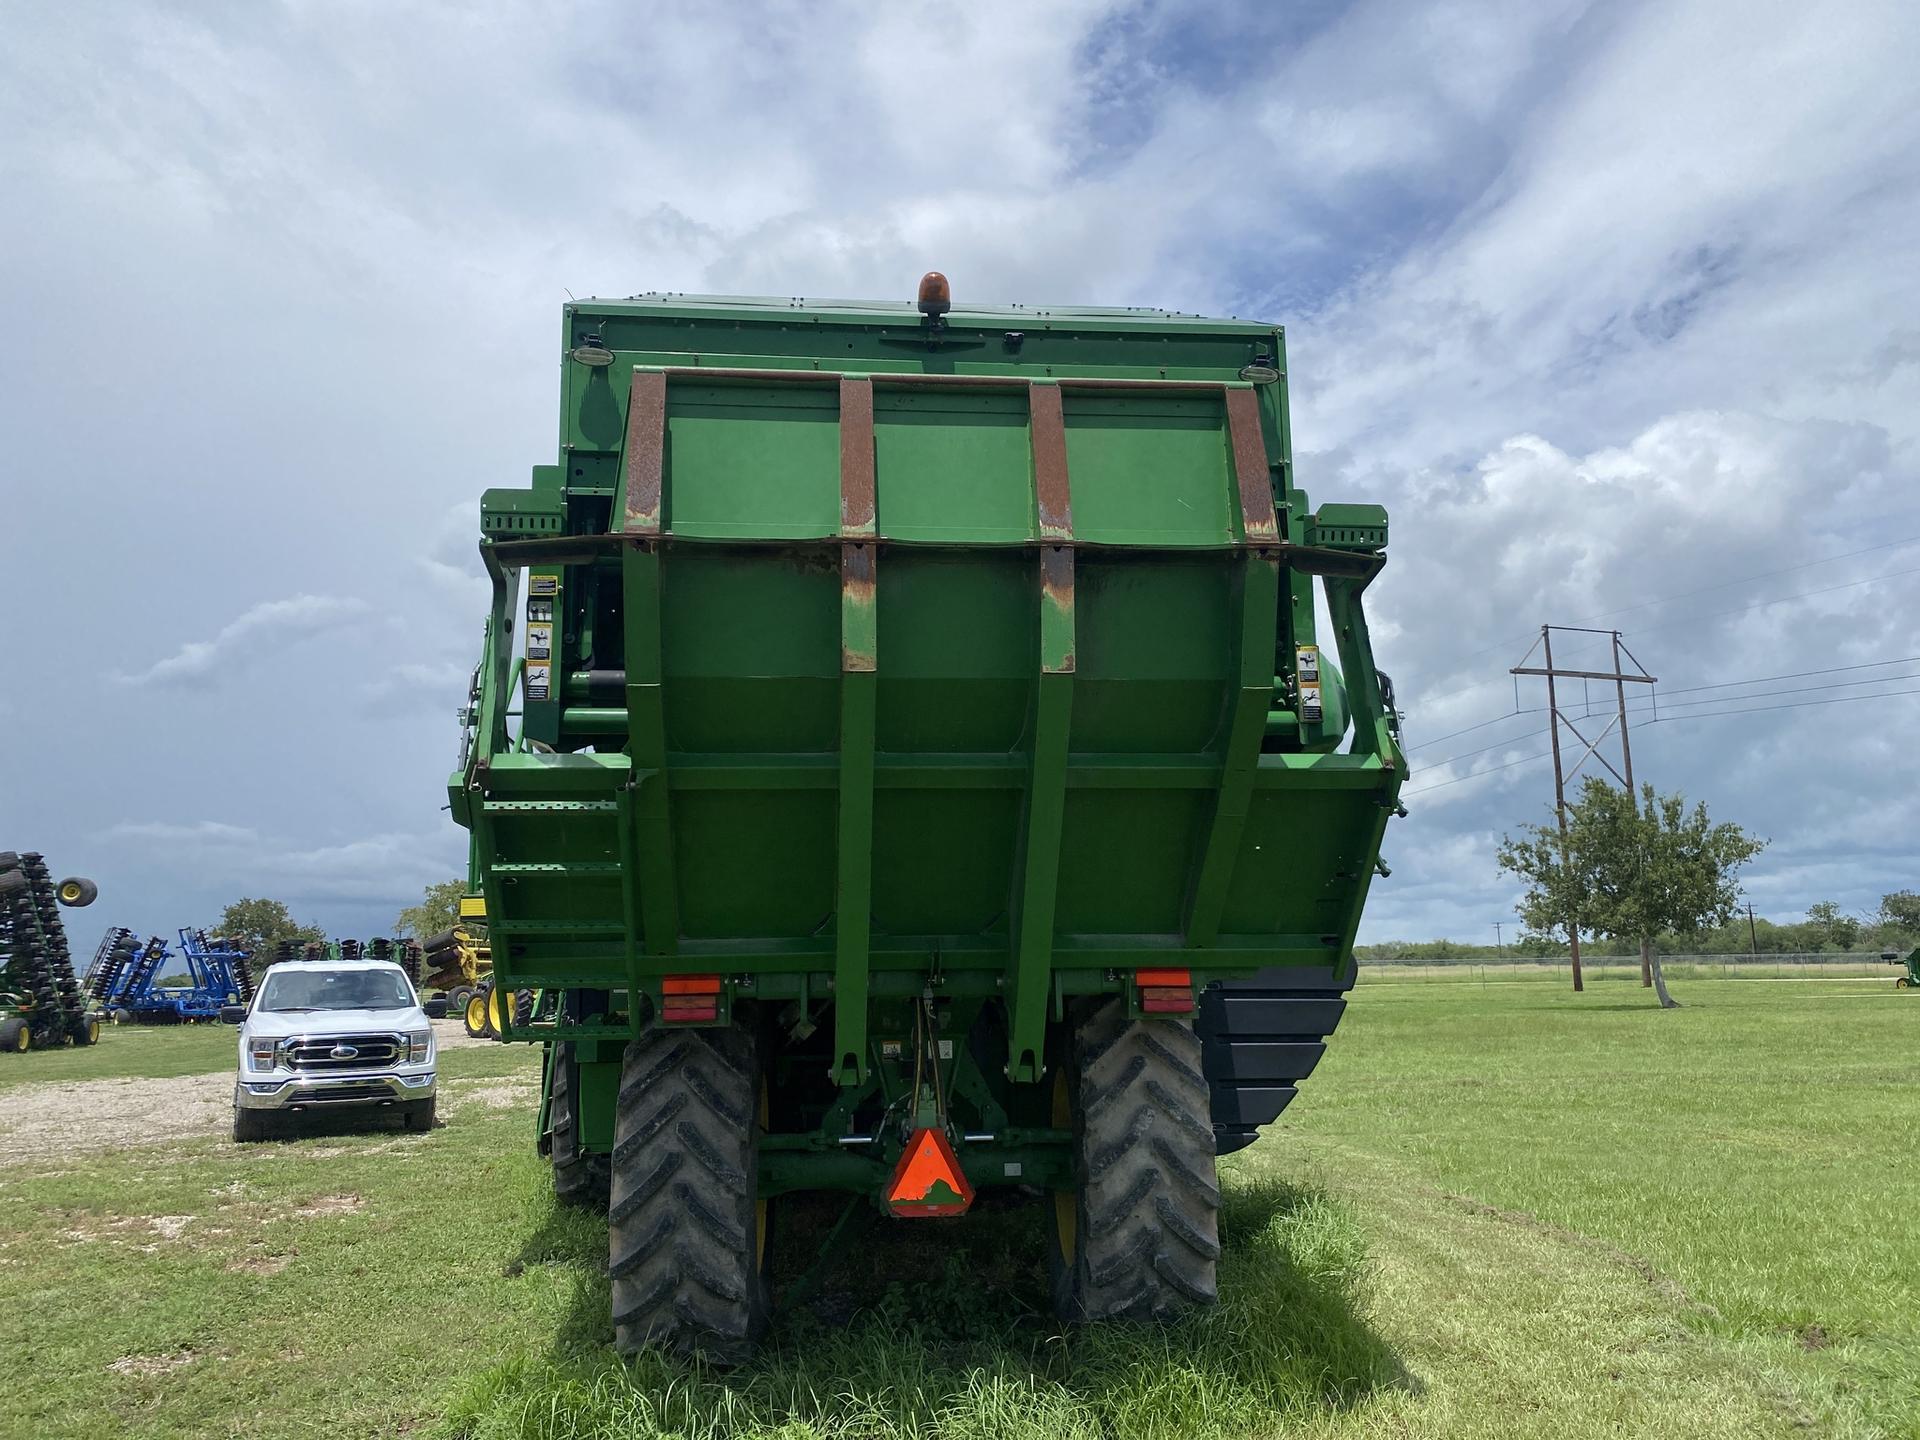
<box><xmin>95</xmin><ymin>929</ymin><xmax>256</xmax><ymax>1023</ymax></box>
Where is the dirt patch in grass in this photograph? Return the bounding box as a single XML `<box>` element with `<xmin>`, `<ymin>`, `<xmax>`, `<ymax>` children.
<box><xmin>108</xmin><ymin>1350</ymin><xmax>198</xmax><ymax>1378</ymax></box>
<box><xmin>226</xmin><ymin>1253</ymin><xmax>292</xmax><ymax>1276</ymax></box>
<box><xmin>0</xmin><ymin>1073</ymin><xmax>229</xmax><ymax>1164</ymax></box>
<box><xmin>442</xmin><ymin>1078</ymin><xmax>537</xmax><ymax>1117</ymax></box>
<box><xmin>290</xmin><ymin>1193</ymin><xmax>364</xmax><ymax>1219</ymax></box>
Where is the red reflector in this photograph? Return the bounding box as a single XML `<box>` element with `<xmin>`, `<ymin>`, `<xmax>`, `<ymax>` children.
<box><xmin>663</xmin><ymin>974</ymin><xmax>722</xmax><ymax>995</ymax></box>
<box><xmin>1140</xmin><ymin>987</ymin><xmax>1194</xmax><ymax>1014</ymax></box>
<box><xmin>884</xmin><ymin>1126</ymin><xmax>974</xmax><ymax>1218</ymax></box>
<box><xmin>1134</xmin><ymin>968</ymin><xmax>1191</xmax><ymax>988</ymax></box>
<box><xmin>662</xmin><ymin>998</ymin><xmax>719</xmax><ymax>1023</ymax></box>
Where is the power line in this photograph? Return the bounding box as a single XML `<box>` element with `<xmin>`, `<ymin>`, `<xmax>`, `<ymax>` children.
<box><xmin>1414</xmin><ymin>651</ymin><xmax>1920</xmax><ymax>745</ymax></box>
<box><xmin>1630</xmin><ymin>671</ymin><xmax>1920</xmax><ymax>713</ymax></box>
<box><xmin>1639</xmin><ymin>653</ymin><xmax>1920</xmax><ymax>698</ymax></box>
<box><xmin>1647</xmin><ymin>684</ymin><xmax>1920</xmax><ymax>723</ymax></box>
<box><xmin>1403</xmin><ymin>675</ymin><xmax>1920</xmax><ymax>798</ymax></box>
<box><xmin>1408</xmin><ymin>708</ymin><xmax>1545</xmax><ymax>751</ymax></box>
<box><xmin>1412</xmin><ymin>685</ymin><xmax>1920</xmax><ymax>794</ymax></box>
<box><xmin>1403</xmin><ymin>746</ymin><xmax>1555</xmax><ymax>796</ymax></box>
<box><xmin>1418</xmin><ymin>726</ymin><xmax>1553</xmax><ymax>772</ymax></box>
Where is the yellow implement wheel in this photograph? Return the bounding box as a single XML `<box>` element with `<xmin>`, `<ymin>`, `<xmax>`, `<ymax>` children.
<box><xmin>486</xmin><ymin>985</ymin><xmax>507</xmax><ymax>1037</ymax></box>
<box><xmin>4</xmin><ymin>1020</ymin><xmax>28</xmax><ymax>1053</ymax></box>
<box><xmin>82</xmin><ymin>1017</ymin><xmax>101</xmax><ymax>1046</ymax></box>
<box><xmin>464</xmin><ymin>991</ymin><xmax>490</xmax><ymax>1038</ymax></box>
<box><xmin>1899</xmin><ymin>977</ymin><xmax>1911</xmax><ymax>988</ymax></box>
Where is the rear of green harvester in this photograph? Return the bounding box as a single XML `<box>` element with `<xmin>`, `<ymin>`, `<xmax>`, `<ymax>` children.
<box><xmin>449</xmin><ymin>279</ymin><xmax>1405</xmax><ymax>1362</ymax></box>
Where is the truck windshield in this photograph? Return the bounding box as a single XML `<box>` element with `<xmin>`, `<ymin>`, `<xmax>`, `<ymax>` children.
<box><xmin>257</xmin><ymin>968</ymin><xmax>413</xmax><ymax>1013</ymax></box>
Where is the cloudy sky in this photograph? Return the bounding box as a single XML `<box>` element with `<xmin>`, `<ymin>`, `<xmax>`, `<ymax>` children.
<box><xmin>3</xmin><ymin>0</ymin><xmax>1917</xmax><ymax>960</ymax></box>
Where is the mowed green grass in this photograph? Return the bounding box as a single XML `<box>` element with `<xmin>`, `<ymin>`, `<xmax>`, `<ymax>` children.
<box><xmin>0</xmin><ymin>975</ymin><xmax>1913</xmax><ymax>1439</ymax></box>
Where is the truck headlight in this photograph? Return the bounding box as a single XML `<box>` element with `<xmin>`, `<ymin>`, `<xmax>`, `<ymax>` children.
<box><xmin>405</xmin><ymin>1031</ymin><xmax>432</xmax><ymax>1064</ymax></box>
<box><xmin>248</xmin><ymin>1038</ymin><xmax>278</xmax><ymax>1071</ymax></box>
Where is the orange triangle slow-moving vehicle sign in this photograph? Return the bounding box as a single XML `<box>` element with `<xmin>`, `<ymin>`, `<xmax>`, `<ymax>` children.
<box><xmin>884</xmin><ymin>1126</ymin><xmax>975</xmax><ymax>1217</ymax></box>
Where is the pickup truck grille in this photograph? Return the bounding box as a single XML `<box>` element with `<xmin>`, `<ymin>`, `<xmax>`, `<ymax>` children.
<box><xmin>283</xmin><ymin>1034</ymin><xmax>403</xmax><ymax>1071</ymax></box>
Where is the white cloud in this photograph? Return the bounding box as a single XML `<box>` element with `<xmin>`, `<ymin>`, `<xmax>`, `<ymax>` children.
<box><xmin>113</xmin><ymin>595</ymin><xmax>370</xmax><ymax>688</ymax></box>
<box><xmin>5</xmin><ymin>0</ymin><xmax>1918</xmax><ymax>943</ymax></box>
<box><xmin>96</xmin><ymin>819</ymin><xmax>258</xmax><ymax>845</ymax></box>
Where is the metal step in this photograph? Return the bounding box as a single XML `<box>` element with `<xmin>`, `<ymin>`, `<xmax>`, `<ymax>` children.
<box><xmin>1195</xmin><ymin>961</ymin><xmax>1354</xmax><ymax>1156</ymax></box>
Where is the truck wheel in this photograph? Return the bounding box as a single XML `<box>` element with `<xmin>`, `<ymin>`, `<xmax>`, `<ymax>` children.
<box><xmin>609</xmin><ymin>1023</ymin><xmax>769</xmax><ymax>1364</ymax></box>
<box><xmin>1050</xmin><ymin>999</ymin><xmax>1221</xmax><ymax>1323</ymax></box>
<box><xmin>0</xmin><ymin>1018</ymin><xmax>27</xmax><ymax>1053</ymax></box>
<box><xmin>233</xmin><ymin>1107</ymin><xmax>273</xmax><ymax>1143</ymax></box>
<box><xmin>401</xmin><ymin>1098</ymin><xmax>436</xmax><ymax>1132</ymax></box>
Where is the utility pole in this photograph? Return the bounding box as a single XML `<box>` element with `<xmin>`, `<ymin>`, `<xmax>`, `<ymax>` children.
<box><xmin>1747</xmin><ymin>901</ymin><xmax>1758</xmax><ymax>958</ymax></box>
<box><xmin>1511</xmin><ymin>626</ymin><xmax>1657</xmax><ymax>995</ymax></box>
<box><xmin>1494</xmin><ymin>920</ymin><xmax>1503</xmax><ymax>956</ymax></box>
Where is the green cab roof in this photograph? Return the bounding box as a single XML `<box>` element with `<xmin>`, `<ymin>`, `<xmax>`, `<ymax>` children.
<box><xmin>573</xmin><ymin>290</ymin><xmax>1278</xmax><ymax>336</ymax></box>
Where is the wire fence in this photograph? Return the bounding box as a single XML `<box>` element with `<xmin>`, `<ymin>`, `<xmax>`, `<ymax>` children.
<box><xmin>1359</xmin><ymin>951</ymin><xmax>1906</xmax><ymax>983</ymax></box>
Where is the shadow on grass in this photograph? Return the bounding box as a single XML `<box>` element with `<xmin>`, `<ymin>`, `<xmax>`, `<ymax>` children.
<box><xmin>447</xmin><ymin>1175</ymin><xmax>1408</xmax><ymax>1440</ymax></box>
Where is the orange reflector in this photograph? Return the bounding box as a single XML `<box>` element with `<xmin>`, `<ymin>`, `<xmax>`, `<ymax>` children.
<box><xmin>884</xmin><ymin>1126</ymin><xmax>974</xmax><ymax>1218</ymax></box>
<box><xmin>663</xmin><ymin>974</ymin><xmax>722</xmax><ymax>995</ymax></box>
<box><xmin>1135</xmin><ymin>968</ymin><xmax>1191</xmax><ymax>988</ymax></box>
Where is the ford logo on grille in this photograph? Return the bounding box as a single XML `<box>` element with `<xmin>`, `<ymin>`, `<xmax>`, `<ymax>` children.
<box><xmin>329</xmin><ymin>1044</ymin><xmax>359</xmax><ymax>1060</ymax></box>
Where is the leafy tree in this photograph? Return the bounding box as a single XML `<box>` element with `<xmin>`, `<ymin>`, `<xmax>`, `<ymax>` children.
<box><xmin>395</xmin><ymin>879</ymin><xmax>467</xmax><ymax>940</ymax></box>
<box><xmin>1878</xmin><ymin>890</ymin><xmax>1920</xmax><ymax>932</ymax></box>
<box><xmin>216</xmin><ymin>897</ymin><xmax>324</xmax><ymax>966</ymax></box>
<box><xmin>1804</xmin><ymin>901</ymin><xmax>1861</xmax><ymax>951</ymax></box>
<box><xmin>1498</xmin><ymin>778</ymin><xmax>1766</xmax><ymax>1008</ymax></box>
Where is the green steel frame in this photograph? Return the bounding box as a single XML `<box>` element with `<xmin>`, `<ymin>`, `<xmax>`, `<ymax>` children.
<box><xmin>450</xmin><ymin>291</ymin><xmax>1404</xmax><ymax>1189</ymax></box>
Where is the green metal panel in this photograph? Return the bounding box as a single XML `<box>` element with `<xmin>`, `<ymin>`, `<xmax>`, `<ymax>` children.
<box><xmin>459</xmin><ymin>292</ymin><xmax>1403</xmax><ymax>1075</ymax></box>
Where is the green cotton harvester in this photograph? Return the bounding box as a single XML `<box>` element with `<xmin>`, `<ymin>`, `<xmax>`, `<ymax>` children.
<box><xmin>449</xmin><ymin>275</ymin><xmax>1406</xmax><ymax>1361</ymax></box>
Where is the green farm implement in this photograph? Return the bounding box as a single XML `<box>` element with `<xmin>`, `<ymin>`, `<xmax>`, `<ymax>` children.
<box><xmin>1890</xmin><ymin>948</ymin><xmax>1920</xmax><ymax>988</ymax></box>
<box><xmin>449</xmin><ymin>276</ymin><xmax>1406</xmax><ymax>1360</ymax></box>
<box><xmin>0</xmin><ymin>851</ymin><xmax>104</xmax><ymax>1050</ymax></box>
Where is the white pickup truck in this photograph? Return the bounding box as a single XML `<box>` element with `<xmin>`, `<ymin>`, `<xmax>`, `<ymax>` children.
<box><xmin>226</xmin><ymin>957</ymin><xmax>442</xmax><ymax>1141</ymax></box>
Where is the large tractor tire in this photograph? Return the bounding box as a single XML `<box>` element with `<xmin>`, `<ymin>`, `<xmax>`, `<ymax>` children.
<box><xmin>1049</xmin><ymin>999</ymin><xmax>1221</xmax><ymax>1323</ymax></box>
<box><xmin>55</xmin><ymin>877</ymin><xmax>98</xmax><ymax>908</ymax></box>
<box><xmin>608</xmin><ymin>1023</ymin><xmax>769</xmax><ymax>1364</ymax></box>
<box><xmin>549</xmin><ymin>1041</ymin><xmax>609</xmax><ymax>1208</ymax></box>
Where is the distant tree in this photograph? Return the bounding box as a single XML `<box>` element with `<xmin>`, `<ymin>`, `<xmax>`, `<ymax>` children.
<box><xmin>1804</xmin><ymin>901</ymin><xmax>1861</xmax><ymax>951</ymax></box>
<box><xmin>217</xmin><ymin>897</ymin><xmax>324</xmax><ymax>966</ymax></box>
<box><xmin>395</xmin><ymin>879</ymin><xmax>467</xmax><ymax>940</ymax></box>
<box><xmin>1498</xmin><ymin>778</ymin><xmax>1766</xmax><ymax>1008</ymax></box>
<box><xmin>1878</xmin><ymin>890</ymin><xmax>1920</xmax><ymax>932</ymax></box>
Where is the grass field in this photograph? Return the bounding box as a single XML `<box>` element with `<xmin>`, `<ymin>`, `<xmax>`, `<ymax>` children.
<box><xmin>1</xmin><ymin>973</ymin><xmax>1913</xmax><ymax>1439</ymax></box>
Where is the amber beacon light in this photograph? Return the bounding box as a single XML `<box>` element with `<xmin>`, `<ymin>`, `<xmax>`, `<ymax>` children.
<box><xmin>916</xmin><ymin>271</ymin><xmax>952</xmax><ymax>317</ymax></box>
